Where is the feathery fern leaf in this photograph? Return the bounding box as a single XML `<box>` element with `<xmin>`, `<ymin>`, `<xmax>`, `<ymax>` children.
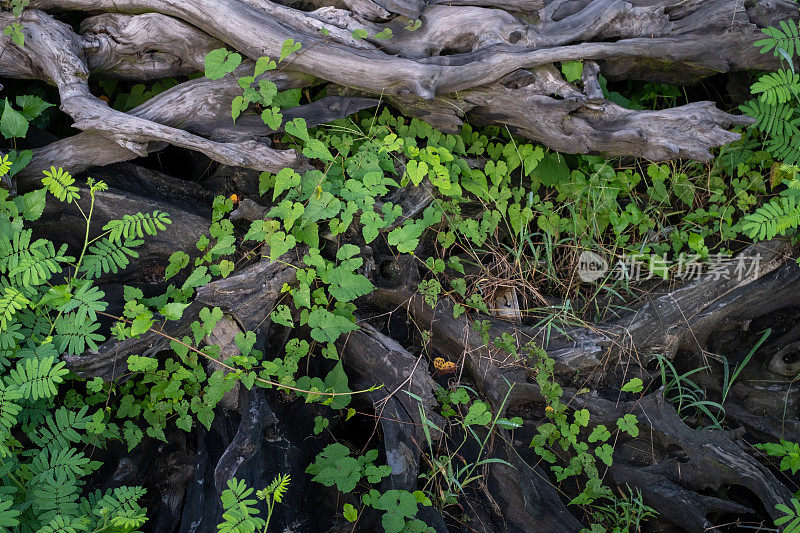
<box><xmin>271</xmin><ymin>474</ymin><xmax>291</xmax><ymax>503</ymax></box>
<box><xmin>8</xmin><ymin>356</ymin><xmax>69</xmax><ymax>400</ymax></box>
<box><xmin>53</xmin><ymin>313</ymin><xmax>105</xmax><ymax>356</ymax></box>
<box><xmin>34</xmin><ymin>515</ymin><xmax>87</xmax><ymax>533</ymax></box>
<box><xmin>752</xmin><ymin>70</ymin><xmax>800</xmax><ymax>106</ymax></box>
<box><xmin>767</xmin><ymin>134</ymin><xmax>800</xmax><ymax>165</ymax></box>
<box><xmin>0</xmin><ymin>384</ymin><xmax>22</xmax><ymax>457</ymax></box>
<box><xmin>756</xmin><ymin>19</ymin><xmax>800</xmax><ymax>58</ymax></box>
<box><xmin>0</xmin><ymin>286</ymin><xmax>29</xmax><ymax>333</ymax></box>
<box><xmin>32</xmin><ymin>473</ymin><xmax>81</xmax><ymax>525</ymax></box>
<box><xmin>103</xmin><ymin>212</ymin><xmax>171</xmax><ymax>244</ymax></box>
<box><xmin>57</xmin><ymin>282</ymin><xmax>107</xmax><ymax>322</ymax></box>
<box><xmin>218</xmin><ymin>478</ymin><xmax>265</xmax><ymax>533</ymax></box>
<box><xmin>29</xmin><ymin>406</ymin><xmax>90</xmax><ymax>452</ymax></box>
<box><xmin>0</xmin><ymin>497</ymin><xmax>20</xmax><ymax>528</ymax></box>
<box><xmin>742</xmin><ymin>195</ymin><xmax>800</xmax><ymax>240</ymax></box>
<box><xmin>0</xmin><ymin>229</ymin><xmax>69</xmax><ymax>287</ymax></box>
<box><xmin>29</xmin><ymin>446</ymin><xmax>91</xmax><ymax>483</ymax></box>
<box><xmin>41</xmin><ymin>167</ymin><xmax>80</xmax><ymax>204</ymax></box>
<box><xmin>740</xmin><ymin>100</ymin><xmax>800</xmax><ymax>139</ymax></box>
<box><xmin>80</xmin><ymin>238</ymin><xmax>142</xmax><ymax>279</ymax></box>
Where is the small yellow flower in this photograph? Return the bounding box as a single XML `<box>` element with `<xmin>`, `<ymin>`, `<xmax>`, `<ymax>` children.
<box><xmin>545</xmin><ymin>405</ymin><xmax>554</xmax><ymax>414</ymax></box>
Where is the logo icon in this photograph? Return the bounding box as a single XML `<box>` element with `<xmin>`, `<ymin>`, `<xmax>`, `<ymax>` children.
<box><xmin>577</xmin><ymin>250</ymin><xmax>608</xmax><ymax>282</ymax></box>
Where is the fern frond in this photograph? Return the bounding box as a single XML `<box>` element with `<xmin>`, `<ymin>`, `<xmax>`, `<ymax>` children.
<box><xmin>756</xmin><ymin>19</ymin><xmax>800</xmax><ymax>58</ymax></box>
<box><xmin>218</xmin><ymin>478</ymin><xmax>265</xmax><ymax>532</ymax></box>
<box><xmin>102</xmin><ymin>212</ymin><xmax>171</xmax><ymax>244</ymax></box>
<box><xmin>740</xmin><ymin>100</ymin><xmax>800</xmax><ymax>138</ymax></box>
<box><xmin>109</xmin><ymin>507</ymin><xmax>148</xmax><ymax>530</ymax></box>
<box><xmin>29</xmin><ymin>406</ymin><xmax>90</xmax><ymax>452</ymax></box>
<box><xmin>742</xmin><ymin>195</ymin><xmax>800</xmax><ymax>240</ymax></box>
<box><xmin>8</xmin><ymin>356</ymin><xmax>69</xmax><ymax>400</ymax></box>
<box><xmin>57</xmin><ymin>282</ymin><xmax>108</xmax><ymax>322</ymax></box>
<box><xmin>32</xmin><ymin>472</ymin><xmax>81</xmax><ymax>525</ymax></box>
<box><xmin>87</xmin><ymin>485</ymin><xmax>148</xmax><ymax>528</ymax></box>
<box><xmin>221</xmin><ymin>478</ymin><xmax>257</xmax><ymax>510</ymax></box>
<box><xmin>41</xmin><ymin>167</ymin><xmax>80</xmax><ymax>204</ymax></box>
<box><xmin>767</xmin><ymin>134</ymin><xmax>800</xmax><ymax>165</ymax></box>
<box><xmin>0</xmin><ymin>286</ymin><xmax>29</xmax><ymax>333</ymax></box>
<box><xmin>80</xmin><ymin>238</ymin><xmax>142</xmax><ymax>279</ymax></box>
<box><xmin>752</xmin><ymin>70</ymin><xmax>800</xmax><ymax>105</ymax></box>
<box><xmin>33</xmin><ymin>515</ymin><xmax>88</xmax><ymax>533</ymax></box>
<box><xmin>29</xmin><ymin>447</ymin><xmax>91</xmax><ymax>484</ymax></box>
<box><xmin>0</xmin><ymin>497</ymin><xmax>20</xmax><ymax>528</ymax></box>
<box><xmin>271</xmin><ymin>473</ymin><xmax>290</xmax><ymax>503</ymax></box>
<box><xmin>53</xmin><ymin>313</ymin><xmax>105</xmax><ymax>356</ymax></box>
<box><xmin>0</xmin><ymin>230</ymin><xmax>69</xmax><ymax>287</ymax></box>
<box><xmin>0</xmin><ymin>384</ymin><xmax>22</xmax><ymax>457</ymax></box>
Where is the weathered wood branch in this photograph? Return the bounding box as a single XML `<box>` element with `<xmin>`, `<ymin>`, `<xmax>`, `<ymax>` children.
<box><xmin>3</xmin><ymin>11</ymin><xmax>302</xmax><ymax>179</ymax></box>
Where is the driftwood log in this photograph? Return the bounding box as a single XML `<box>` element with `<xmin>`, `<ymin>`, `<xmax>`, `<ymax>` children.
<box><xmin>4</xmin><ymin>0</ymin><xmax>800</xmax><ymax>531</ymax></box>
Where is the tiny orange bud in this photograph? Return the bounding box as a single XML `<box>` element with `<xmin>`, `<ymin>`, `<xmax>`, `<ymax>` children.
<box><xmin>229</xmin><ymin>194</ymin><xmax>239</xmax><ymax>204</ymax></box>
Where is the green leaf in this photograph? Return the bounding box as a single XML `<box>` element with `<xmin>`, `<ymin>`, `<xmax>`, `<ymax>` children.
<box><xmin>3</xmin><ymin>22</ymin><xmax>24</xmax><ymax>48</ymax></box>
<box><xmin>404</xmin><ymin>19</ymin><xmax>422</xmax><ymax>31</ymax></box>
<box><xmin>234</xmin><ymin>331</ymin><xmax>256</xmax><ymax>356</ymax></box>
<box><xmin>303</xmin><ymin>138</ymin><xmax>335</xmax><ymax>162</ymax></box>
<box><xmin>273</xmin><ymin>168</ymin><xmax>301</xmax><ymax>200</ymax></box>
<box><xmin>464</xmin><ymin>401</ymin><xmax>492</xmax><ymax>426</ymax></box>
<box><xmin>343</xmin><ymin>503</ymin><xmax>358</xmax><ymax>522</ymax></box>
<box><xmin>280</xmin><ymin>38</ymin><xmax>302</xmax><ymax>62</ymax></box>
<box><xmin>405</xmin><ymin>160</ymin><xmax>428</xmax><ymax>186</ymax></box>
<box><xmin>160</xmin><ymin>301</ymin><xmax>189</xmax><ymax>321</ymax></box>
<box><xmin>254</xmin><ymin>56</ymin><xmax>277</xmax><ymax>76</ymax></box>
<box><xmin>374</xmin><ymin>28</ymin><xmax>393</xmax><ymax>39</ymax></box>
<box><xmin>284</xmin><ymin>117</ymin><xmax>309</xmax><ymax>142</ymax></box>
<box><xmin>267</xmin><ymin>231</ymin><xmax>296</xmax><ymax>260</ymax></box>
<box><xmin>130</xmin><ymin>311</ymin><xmax>154</xmax><ymax>336</ymax></box>
<box><xmin>621</xmin><ymin>377</ymin><xmax>644</xmax><ymax>393</ymax></box>
<box><xmin>534</xmin><ymin>152</ymin><xmax>570</xmax><ymax>187</ymax></box>
<box><xmin>573</xmin><ymin>409</ymin><xmax>590</xmax><ymax>427</ymax></box>
<box><xmin>561</xmin><ymin>60</ymin><xmax>584</xmax><ymax>82</ymax></box>
<box><xmin>262</xmin><ymin>107</ymin><xmax>283</xmax><ymax>129</ymax></box>
<box><xmin>0</xmin><ymin>99</ymin><xmax>28</xmax><ymax>139</ymax></box>
<box><xmin>127</xmin><ymin>355</ymin><xmax>159</xmax><ymax>372</ymax></box>
<box><xmin>182</xmin><ymin>266</ymin><xmax>212</xmax><ymax>291</ymax></box>
<box><xmin>219</xmin><ymin>259</ymin><xmax>235</xmax><ymax>278</ymax></box>
<box><xmin>587</xmin><ymin>424</ymin><xmax>610</xmax><ymax>443</ymax></box>
<box><xmin>616</xmin><ymin>413</ymin><xmax>639</xmax><ymax>437</ymax></box>
<box><xmin>270</xmin><ymin>304</ymin><xmax>294</xmax><ymax>327</ymax></box>
<box><xmin>369</xmin><ymin>490</ymin><xmax>420</xmax><ymax>533</ymax></box>
<box><xmin>307</xmin><ymin>308</ymin><xmax>358</xmax><ymax>343</ymax></box>
<box><xmin>595</xmin><ymin>443</ymin><xmax>614</xmax><ymax>466</ymax></box>
<box><xmin>351</xmin><ymin>28</ymin><xmax>368</xmax><ymax>40</ymax></box>
<box><xmin>387</xmin><ymin>223</ymin><xmax>424</xmax><ymax>253</ymax></box>
<box><xmin>123</xmin><ymin>421</ymin><xmax>143</xmax><ymax>451</ymax></box>
<box><xmin>306</xmin><ymin>443</ymin><xmax>362</xmax><ymax>492</ymax></box>
<box><xmin>15</xmin><ymin>95</ymin><xmax>53</xmax><ymax>121</ymax></box>
<box><xmin>495</xmin><ymin>416</ymin><xmax>523</xmax><ymax>430</ymax></box>
<box><xmin>324</xmin><ymin>361</ymin><xmax>351</xmax><ymax>409</ymax></box>
<box><xmin>205</xmin><ymin>48</ymin><xmax>242</xmax><ymax>80</ymax></box>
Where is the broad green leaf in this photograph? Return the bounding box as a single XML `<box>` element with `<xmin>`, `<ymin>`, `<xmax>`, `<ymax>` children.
<box><xmin>307</xmin><ymin>308</ymin><xmax>357</xmax><ymax>343</ymax></box>
<box><xmin>280</xmin><ymin>38</ymin><xmax>302</xmax><ymax>62</ymax></box>
<box><xmin>0</xmin><ymin>99</ymin><xmax>27</xmax><ymax>139</ymax></box>
<box><xmin>204</xmin><ymin>49</ymin><xmax>242</xmax><ymax>80</ymax></box>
